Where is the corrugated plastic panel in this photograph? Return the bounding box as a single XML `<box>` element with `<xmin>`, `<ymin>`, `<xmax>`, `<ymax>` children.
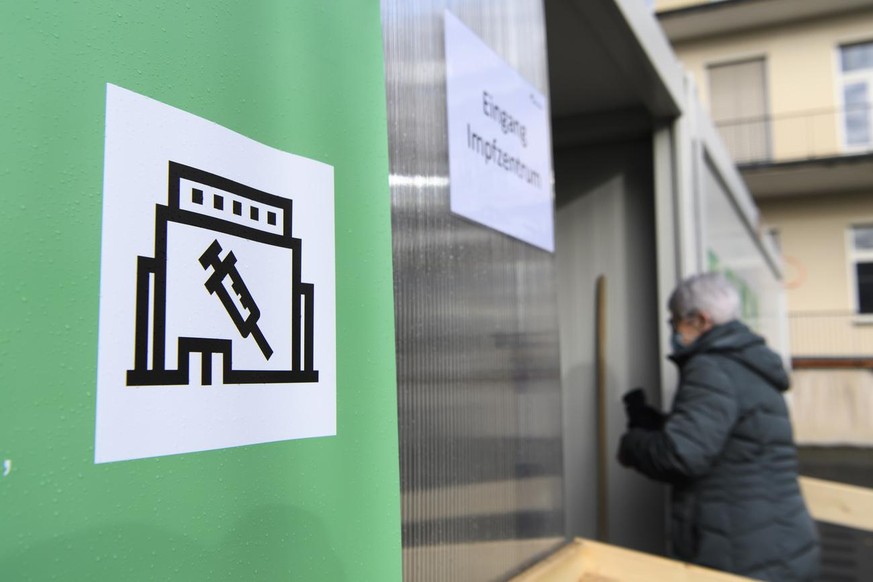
<box><xmin>381</xmin><ymin>1</ymin><xmax>565</xmax><ymax>580</ymax></box>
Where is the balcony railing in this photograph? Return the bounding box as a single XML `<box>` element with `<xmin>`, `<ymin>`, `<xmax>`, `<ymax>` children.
<box><xmin>714</xmin><ymin>103</ymin><xmax>873</xmax><ymax>166</ymax></box>
<box><xmin>789</xmin><ymin>311</ymin><xmax>873</xmax><ymax>359</ymax></box>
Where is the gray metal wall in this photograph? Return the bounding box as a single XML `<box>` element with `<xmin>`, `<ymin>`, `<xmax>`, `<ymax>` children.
<box><xmin>555</xmin><ymin>138</ymin><xmax>667</xmax><ymax>554</ymax></box>
<box><xmin>381</xmin><ymin>1</ymin><xmax>565</xmax><ymax>580</ymax></box>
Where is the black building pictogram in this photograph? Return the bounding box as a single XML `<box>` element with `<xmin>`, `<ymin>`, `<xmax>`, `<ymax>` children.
<box><xmin>126</xmin><ymin>161</ymin><xmax>318</xmax><ymax>386</ymax></box>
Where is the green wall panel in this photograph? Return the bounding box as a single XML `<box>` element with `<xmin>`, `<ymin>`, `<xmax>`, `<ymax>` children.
<box><xmin>0</xmin><ymin>2</ymin><xmax>400</xmax><ymax>579</ymax></box>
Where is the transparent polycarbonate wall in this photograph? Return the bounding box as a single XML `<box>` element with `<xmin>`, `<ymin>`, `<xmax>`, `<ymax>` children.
<box><xmin>700</xmin><ymin>155</ymin><xmax>787</xmax><ymax>358</ymax></box>
<box><xmin>381</xmin><ymin>1</ymin><xmax>565</xmax><ymax>580</ymax></box>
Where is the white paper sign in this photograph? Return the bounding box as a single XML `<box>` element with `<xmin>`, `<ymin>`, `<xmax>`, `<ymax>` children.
<box><xmin>95</xmin><ymin>84</ymin><xmax>336</xmax><ymax>463</ymax></box>
<box><xmin>444</xmin><ymin>10</ymin><xmax>554</xmax><ymax>252</ymax></box>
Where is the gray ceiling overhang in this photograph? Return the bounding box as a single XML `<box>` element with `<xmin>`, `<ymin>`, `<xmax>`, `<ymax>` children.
<box><xmin>546</xmin><ymin>0</ymin><xmax>685</xmax><ymax>129</ymax></box>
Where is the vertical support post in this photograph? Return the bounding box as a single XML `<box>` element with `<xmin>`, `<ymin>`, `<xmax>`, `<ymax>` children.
<box><xmin>596</xmin><ymin>275</ymin><xmax>609</xmax><ymax>542</ymax></box>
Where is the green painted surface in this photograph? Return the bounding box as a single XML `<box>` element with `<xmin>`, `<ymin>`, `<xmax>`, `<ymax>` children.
<box><xmin>0</xmin><ymin>2</ymin><xmax>400</xmax><ymax>580</ymax></box>
<box><xmin>708</xmin><ymin>249</ymin><xmax>761</xmax><ymax>326</ymax></box>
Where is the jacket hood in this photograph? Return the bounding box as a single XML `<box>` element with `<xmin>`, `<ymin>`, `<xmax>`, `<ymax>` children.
<box><xmin>670</xmin><ymin>320</ymin><xmax>790</xmax><ymax>392</ymax></box>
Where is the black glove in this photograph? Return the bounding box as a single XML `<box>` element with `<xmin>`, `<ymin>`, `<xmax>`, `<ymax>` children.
<box><xmin>617</xmin><ymin>432</ymin><xmax>633</xmax><ymax>467</ymax></box>
<box><xmin>622</xmin><ymin>388</ymin><xmax>665</xmax><ymax>430</ymax></box>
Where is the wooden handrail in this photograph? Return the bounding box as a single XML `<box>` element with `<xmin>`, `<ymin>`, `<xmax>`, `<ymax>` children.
<box><xmin>800</xmin><ymin>476</ymin><xmax>873</xmax><ymax>532</ymax></box>
<box><xmin>595</xmin><ymin>275</ymin><xmax>609</xmax><ymax>542</ymax></box>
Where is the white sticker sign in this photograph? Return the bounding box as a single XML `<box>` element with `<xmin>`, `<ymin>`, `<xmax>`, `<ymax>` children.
<box><xmin>444</xmin><ymin>10</ymin><xmax>554</xmax><ymax>252</ymax></box>
<box><xmin>95</xmin><ymin>84</ymin><xmax>336</xmax><ymax>463</ymax></box>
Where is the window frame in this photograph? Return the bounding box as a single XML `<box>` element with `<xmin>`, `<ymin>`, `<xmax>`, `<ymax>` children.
<box><xmin>704</xmin><ymin>54</ymin><xmax>772</xmax><ymax>164</ymax></box>
<box><xmin>837</xmin><ymin>40</ymin><xmax>873</xmax><ymax>152</ymax></box>
<box><xmin>848</xmin><ymin>223</ymin><xmax>873</xmax><ymax>314</ymax></box>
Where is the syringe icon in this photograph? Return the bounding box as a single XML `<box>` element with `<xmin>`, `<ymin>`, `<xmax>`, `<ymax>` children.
<box><xmin>199</xmin><ymin>239</ymin><xmax>273</xmax><ymax>360</ymax></box>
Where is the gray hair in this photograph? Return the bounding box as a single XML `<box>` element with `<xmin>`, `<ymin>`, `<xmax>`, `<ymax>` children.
<box><xmin>668</xmin><ymin>272</ymin><xmax>741</xmax><ymax>325</ymax></box>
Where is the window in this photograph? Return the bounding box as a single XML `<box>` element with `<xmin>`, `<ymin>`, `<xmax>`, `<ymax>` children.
<box><xmin>850</xmin><ymin>225</ymin><xmax>873</xmax><ymax>313</ymax></box>
<box><xmin>708</xmin><ymin>57</ymin><xmax>770</xmax><ymax>163</ymax></box>
<box><xmin>839</xmin><ymin>41</ymin><xmax>873</xmax><ymax>149</ymax></box>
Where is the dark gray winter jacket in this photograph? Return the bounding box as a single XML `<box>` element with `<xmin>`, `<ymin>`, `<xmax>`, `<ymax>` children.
<box><xmin>619</xmin><ymin>321</ymin><xmax>820</xmax><ymax>581</ymax></box>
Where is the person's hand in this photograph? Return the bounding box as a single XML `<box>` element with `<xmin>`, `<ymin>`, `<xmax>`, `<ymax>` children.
<box><xmin>622</xmin><ymin>388</ymin><xmax>665</xmax><ymax>430</ymax></box>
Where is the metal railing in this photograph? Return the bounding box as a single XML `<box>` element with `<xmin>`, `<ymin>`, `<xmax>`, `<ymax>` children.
<box><xmin>789</xmin><ymin>311</ymin><xmax>873</xmax><ymax>358</ymax></box>
<box><xmin>714</xmin><ymin>103</ymin><xmax>873</xmax><ymax>166</ymax></box>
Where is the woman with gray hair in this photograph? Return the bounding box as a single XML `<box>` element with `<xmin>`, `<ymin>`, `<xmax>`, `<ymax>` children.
<box><xmin>618</xmin><ymin>272</ymin><xmax>820</xmax><ymax>581</ymax></box>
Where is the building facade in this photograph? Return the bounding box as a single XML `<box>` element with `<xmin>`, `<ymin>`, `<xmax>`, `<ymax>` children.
<box><xmin>656</xmin><ymin>0</ymin><xmax>873</xmax><ymax>446</ymax></box>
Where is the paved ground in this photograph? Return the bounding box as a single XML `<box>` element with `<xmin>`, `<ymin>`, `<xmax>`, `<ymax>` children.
<box><xmin>798</xmin><ymin>446</ymin><xmax>873</xmax><ymax>488</ymax></box>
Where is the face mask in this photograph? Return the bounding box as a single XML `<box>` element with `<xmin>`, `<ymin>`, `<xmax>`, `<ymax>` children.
<box><xmin>671</xmin><ymin>331</ymin><xmax>686</xmax><ymax>353</ymax></box>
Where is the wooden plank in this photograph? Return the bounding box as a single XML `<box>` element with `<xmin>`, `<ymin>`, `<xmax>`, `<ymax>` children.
<box><xmin>509</xmin><ymin>540</ymin><xmax>587</xmax><ymax>582</ymax></box>
<box><xmin>510</xmin><ymin>539</ymin><xmax>754</xmax><ymax>582</ymax></box>
<box><xmin>800</xmin><ymin>476</ymin><xmax>873</xmax><ymax>532</ymax></box>
<box><xmin>511</xmin><ymin>477</ymin><xmax>873</xmax><ymax>581</ymax></box>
